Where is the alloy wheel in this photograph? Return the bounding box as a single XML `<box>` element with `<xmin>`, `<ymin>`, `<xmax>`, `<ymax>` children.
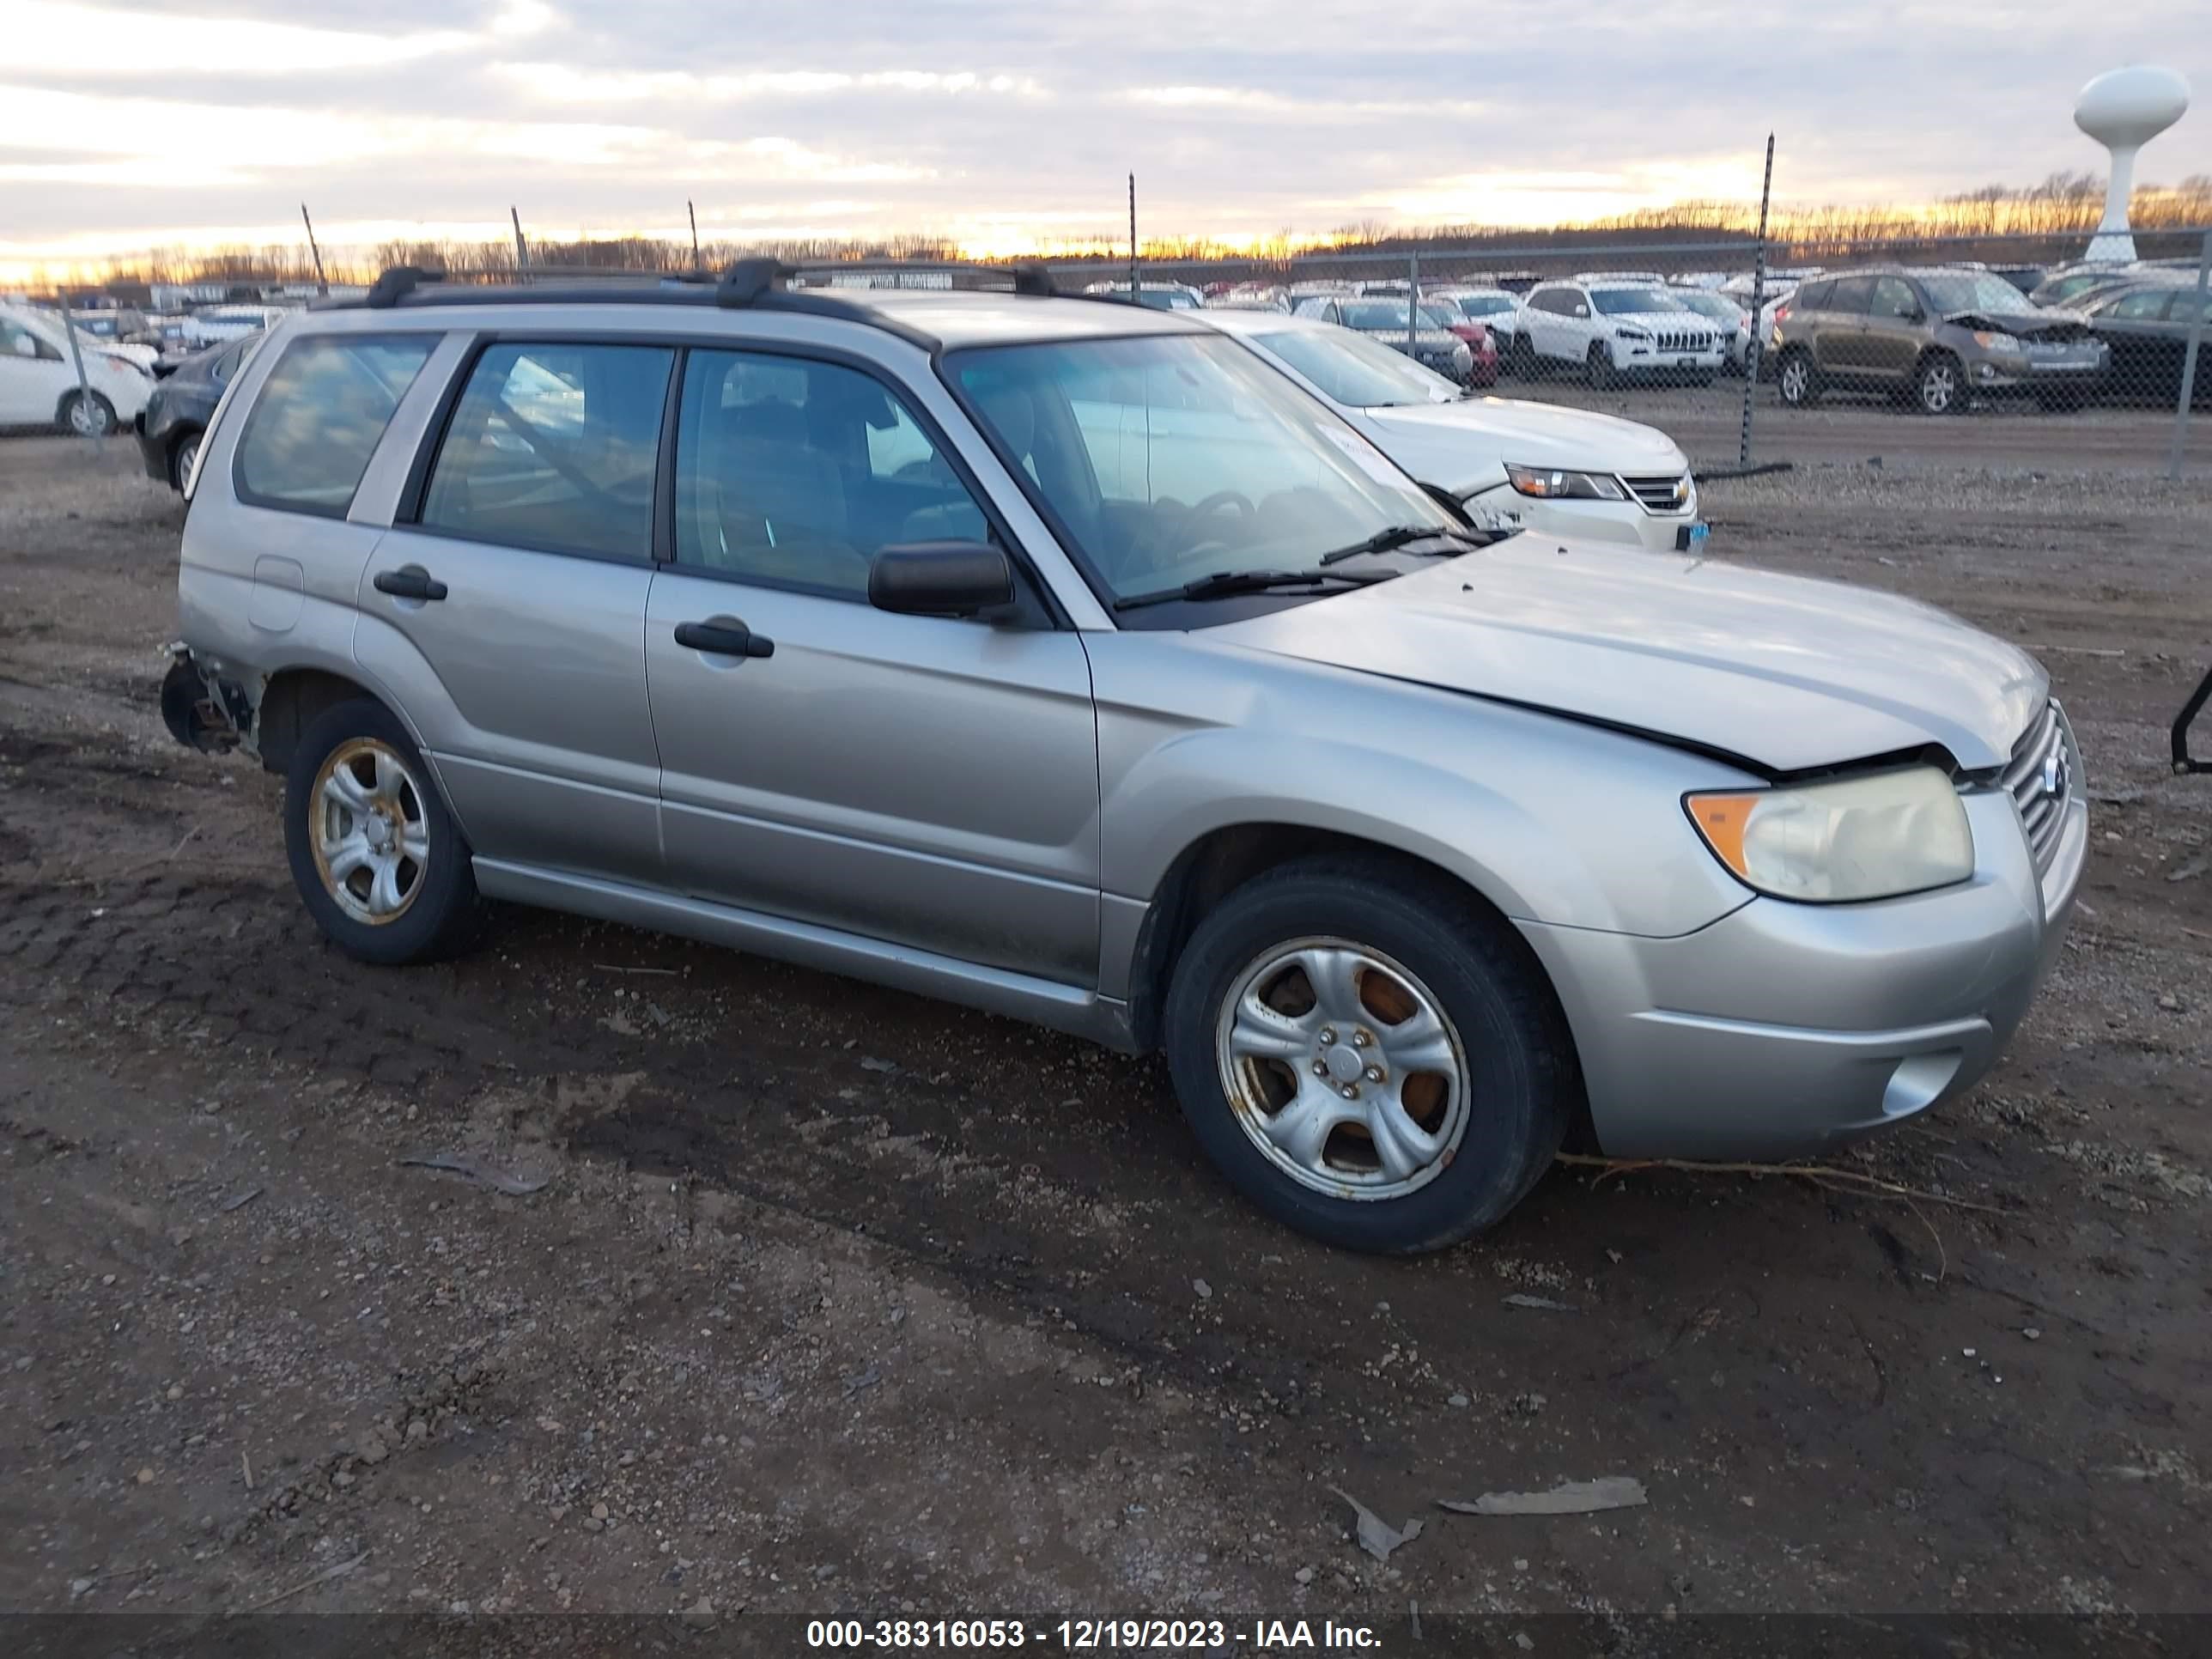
<box><xmin>309</xmin><ymin>738</ymin><xmax>430</xmax><ymax>925</ymax></box>
<box><xmin>1214</xmin><ymin>936</ymin><xmax>1472</xmax><ymax>1200</ymax></box>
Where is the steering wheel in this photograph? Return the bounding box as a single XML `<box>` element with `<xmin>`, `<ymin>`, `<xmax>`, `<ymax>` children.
<box><xmin>1188</xmin><ymin>490</ymin><xmax>1256</xmax><ymax>523</ymax></box>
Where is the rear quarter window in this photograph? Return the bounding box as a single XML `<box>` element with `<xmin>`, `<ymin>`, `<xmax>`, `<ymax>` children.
<box><xmin>234</xmin><ymin>334</ymin><xmax>438</xmax><ymax>517</ymax></box>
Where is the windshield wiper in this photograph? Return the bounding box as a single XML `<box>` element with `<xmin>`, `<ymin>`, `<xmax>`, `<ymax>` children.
<box><xmin>1111</xmin><ymin>567</ymin><xmax>1391</xmax><ymax>612</ymax></box>
<box><xmin>1316</xmin><ymin>524</ymin><xmax>1485</xmax><ymax>566</ymax></box>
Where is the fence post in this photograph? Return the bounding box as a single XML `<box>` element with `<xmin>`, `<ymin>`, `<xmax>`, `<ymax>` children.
<box><xmin>1127</xmin><ymin>173</ymin><xmax>1139</xmax><ymax>301</ymax></box>
<box><xmin>1407</xmin><ymin>250</ymin><xmax>1419</xmax><ymax>358</ymax></box>
<box><xmin>511</xmin><ymin>206</ymin><xmax>529</xmax><ymax>275</ymax></box>
<box><xmin>61</xmin><ymin>308</ymin><xmax>100</xmax><ymax>453</ymax></box>
<box><xmin>1739</xmin><ymin>133</ymin><xmax>1775</xmax><ymax>470</ymax></box>
<box><xmin>2165</xmin><ymin>229</ymin><xmax>2211</xmax><ymax>482</ymax></box>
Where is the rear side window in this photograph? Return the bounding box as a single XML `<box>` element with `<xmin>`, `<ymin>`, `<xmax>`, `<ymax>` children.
<box><xmin>1794</xmin><ymin>280</ymin><xmax>1833</xmax><ymax>311</ymax></box>
<box><xmin>234</xmin><ymin>335</ymin><xmax>436</xmax><ymax>516</ymax></box>
<box><xmin>2107</xmin><ymin>289</ymin><xmax>2172</xmax><ymax>319</ymax></box>
<box><xmin>420</xmin><ymin>343</ymin><xmax>674</xmax><ymax>560</ymax></box>
<box><xmin>1826</xmin><ymin>276</ymin><xmax>1875</xmax><ymax>315</ymax></box>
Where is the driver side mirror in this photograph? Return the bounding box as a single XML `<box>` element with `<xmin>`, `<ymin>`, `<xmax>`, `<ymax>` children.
<box><xmin>869</xmin><ymin>541</ymin><xmax>1015</xmax><ymax>618</ymax></box>
<box><xmin>11</xmin><ymin>334</ymin><xmax>35</xmax><ymax>358</ymax></box>
<box><xmin>1572</xmin><ymin>304</ymin><xmax>1590</xmax><ymax>319</ymax></box>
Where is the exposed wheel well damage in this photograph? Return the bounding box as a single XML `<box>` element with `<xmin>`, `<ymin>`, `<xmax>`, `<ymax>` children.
<box><xmin>256</xmin><ymin>669</ymin><xmax>378</xmax><ymax>775</ymax></box>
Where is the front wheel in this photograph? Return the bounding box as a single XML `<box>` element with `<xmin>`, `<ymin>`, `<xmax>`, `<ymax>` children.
<box><xmin>61</xmin><ymin>390</ymin><xmax>118</xmax><ymax>437</ymax></box>
<box><xmin>283</xmin><ymin>698</ymin><xmax>479</xmax><ymax>965</ymax></box>
<box><xmin>1162</xmin><ymin>859</ymin><xmax>1574</xmax><ymax>1254</ymax></box>
<box><xmin>1914</xmin><ymin>352</ymin><xmax>1964</xmax><ymax>416</ymax></box>
<box><xmin>1585</xmin><ymin>343</ymin><xmax>1617</xmax><ymax>391</ymax></box>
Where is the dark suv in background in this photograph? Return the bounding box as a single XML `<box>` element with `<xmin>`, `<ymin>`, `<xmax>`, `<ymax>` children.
<box><xmin>1771</xmin><ymin>267</ymin><xmax>2107</xmax><ymax>414</ymax></box>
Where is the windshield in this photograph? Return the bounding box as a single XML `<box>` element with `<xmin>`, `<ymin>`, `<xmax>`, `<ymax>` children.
<box><xmin>1250</xmin><ymin>326</ymin><xmax>1461</xmax><ymax>409</ymax></box>
<box><xmin>1443</xmin><ymin>293</ymin><xmax>1516</xmax><ymax>316</ymax></box>
<box><xmin>1917</xmin><ymin>272</ymin><xmax>2035</xmax><ymax>315</ymax></box>
<box><xmin>949</xmin><ymin>333</ymin><xmax>1455</xmax><ymax>607</ymax></box>
<box><xmin>1339</xmin><ymin>300</ymin><xmax>1455</xmax><ymax>331</ymax></box>
<box><xmin>1674</xmin><ymin>293</ymin><xmax>1741</xmax><ymax>322</ymax></box>
<box><xmin>1589</xmin><ymin>289</ymin><xmax>1684</xmax><ymax>316</ymax></box>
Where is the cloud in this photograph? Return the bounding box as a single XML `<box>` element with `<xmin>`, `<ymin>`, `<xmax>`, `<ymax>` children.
<box><xmin>4</xmin><ymin>0</ymin><xmax>554</xmax><ymax>76</ymax></box>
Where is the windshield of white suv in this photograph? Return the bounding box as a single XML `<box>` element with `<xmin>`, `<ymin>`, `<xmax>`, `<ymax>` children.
<box><xmin>1249</xmin><ymin>326</ymin><xmax>1461</xmax><ymax>409</ymax></box>
<box><xmin>1589</xmin><ymin>289</ymin><xmax>1686</xmax><ymax>316</ymax></box>
<box><xmin>1916</xmin><ymin>272</ymin><xmax>2035</xmax><ymax>316</ymax></box>
<box><xmin>949</xmin><ymin>333</ymin><xmax>1461</xmax><ymax>608</ymax></box>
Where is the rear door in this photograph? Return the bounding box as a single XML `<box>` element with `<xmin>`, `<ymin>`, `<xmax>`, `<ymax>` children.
<box><xmin>1814</xmin><ymin>276</ymin><xmax>1875</xmax><ymax>379</ymax></box>
<box><xmin>644</xmin><ymin>344</ymin><xmax>1101</xmax><ymax>983</ymax></box>
<box><xmin>2096</xmin><ymin>289</ymin><xmax>2181</xmax><ymax>397</ymax></box>
<box><xmin>1861</xmin><ymin>276</ymin><xmax>1925</xmax><ymax>382</ymax></box>
<box><xmin>356</xmin><ymin>337</ymin><xmax>672</xmax><ymax>884</ymax></box>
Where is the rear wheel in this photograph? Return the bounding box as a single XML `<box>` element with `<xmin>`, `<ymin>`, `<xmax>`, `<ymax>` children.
<box><xmin>283</xmin><ymin>698</ymin><xmax>478</xmax><ymax>965</ymax></box>
<box><xmin>169</xmin><ymin>430</ymin><xmax>202</xmax><ymax>491</ymax></box>
<box><xmin>1914</xmin><ymin>351</ymin><xmax>1963</xmax><ymax>416</ymax></box>
<box><xmin>1162</xmin><ymin>858</ymin><xmax>1574</xmax><ymax>1254</ymax></box>
<box><xmin>1507</xmin><ymin>332</ymin><xmax>1539</xmax><ymax>377</ymax></box>
<box><xmin>61</xmin><ymin>390</ymin><xmax>117</xmax><ymax>437</ymax></box>
<box><xmin>1775</xmin><ymin>348</ymin><xmax>1820</xmax><ymax>407</ymax></box>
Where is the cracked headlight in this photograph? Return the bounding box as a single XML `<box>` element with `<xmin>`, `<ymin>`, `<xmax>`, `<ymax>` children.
<box><xmin>1686</xmin><ymin>765</ymin><xmax>1974</xmax><ymax>902</ymax></box>
<box><xmin>1504</xmin><ymin>465</ymin><xmax>1626</xmax><ymax>501</ymax></box>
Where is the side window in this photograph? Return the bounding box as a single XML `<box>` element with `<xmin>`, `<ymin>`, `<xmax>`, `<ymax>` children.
<box><xmin>234</xmin><ymin>334</ymin><xmax>437</xmax><ymax>517</ymax></box>
<box><xmin>420</xmin><ymin>343</ymin><xmax>672</xmax><ymax>559</ymax></box>
<box><xmin>1826</xmin><ymin>276</ymin><xmax>1875</xmax><ymax>315</ymax></box>
<box><xmin>2171</xmin><ymin>291</ymin><xmax>2209</xmax><ymax>324</ymax></box>
<box><xmin>1871</xmin><ymin>277</ymin><xmax>1918</xmax><ymax>319</ymax></box>
<box><xmin>1795</xmin><ymin>280</ymin><xmax>1832</xmax><ymax>312</ymax></box>
<box><xmin>3</xmin><ymin>319</ymin><xmax>62</xmax><ymax>361</ymax></box>
<box><xmin>672</xmin><ymin>350</ymin><xmax>991</xmax><ymax>599</ymax></box>
<box><xmin>2109</xmin><ymin>289</ymin><xmax>2172</xmax><ymax>319</ymax></box>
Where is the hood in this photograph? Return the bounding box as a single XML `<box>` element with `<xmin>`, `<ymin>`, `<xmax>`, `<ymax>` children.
<box><xmin>1209</xmin><ymin>541</ymin><xmax>2045</xmax><ymax>773</ymax></box>
<box><xmin>1357</xmin><ymin>328</ymin><xmax>1467</xmax><ymax>353</ymax></box>
<box><xmin>1358</xmin><ymin>396</ymin><xmax>1685</xmax><ymax>489</ymax></box>
<box><xmin>1943</xmin><ymin>307</ymin><xmax>2094</xmax><ymax>341</ymax></box>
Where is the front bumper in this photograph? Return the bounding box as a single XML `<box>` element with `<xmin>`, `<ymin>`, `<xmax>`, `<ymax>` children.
<box><xmin>135</xmin><ymin>420</ymin><xmax>170</xmax><ymax>483</ymax></box>
<box><xmin>1518</xmin><ymin>783</ymin><xmax>2087</xmax><ymax>1159</ymax></box>
<box><xmin>1479</xmin><ymin>489</ymin><xmax>1702</xmax><ymax>555</ymax></box>
<box><xmin>1965</xmin><ymin>346</ymin><xmax>2108</xmax><ymax>392</ymax></box>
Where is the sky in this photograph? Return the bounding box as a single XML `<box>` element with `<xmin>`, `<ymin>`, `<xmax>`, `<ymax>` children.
<box><xmin>2</xmin><ymin>0</ymin><xmax>2206</xmax><ymax>279</ymax></box>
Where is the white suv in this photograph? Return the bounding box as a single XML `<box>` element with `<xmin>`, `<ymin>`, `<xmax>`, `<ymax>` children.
<box><xmin>1516</xmin><ymin>282</ymin><xmax>1724</xmax><ymax>387</ymax></box>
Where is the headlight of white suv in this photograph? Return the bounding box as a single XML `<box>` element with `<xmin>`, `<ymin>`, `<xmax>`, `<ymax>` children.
<box><xmin>1504</xmin><ymin>464</ymin><xmax>1626</xmax><ymax>501</ymax></box>
<box><xmin>1686</xmin><ymin>765</ymin><xmax>1974</xmax><ymax>902</ymax></box>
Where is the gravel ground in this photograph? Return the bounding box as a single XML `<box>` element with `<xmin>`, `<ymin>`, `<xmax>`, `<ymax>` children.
<box><xmin>1</xmin><ymin>432</ymin><xmax>2208</xmax><ymax>1641</ymax></box>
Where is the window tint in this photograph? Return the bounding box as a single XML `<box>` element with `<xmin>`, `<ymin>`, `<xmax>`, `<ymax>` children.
<box><xmin>673</xmin><ymin>350</ymin><xmax>991</xmax><ymax>599</ymax></box>
<box><xmin>1870</xmin><ymin>277</ymin><xmax>1919</xmax><ymax>319</ymax></box>
<box><xmin>2107</xmin><ymin>289</ymin><xmax>2173</xmax><ymax>319</ymax></box>
<box><xmin>1826</xmin><ymin>276</ymin><xmax>1875</xmax><ymax>315</ymax></box>
<box><xmin>420</xmin><ymin>343</ymin><xmax>672</xmax><ymax>559</ymax></box>
<box><xmin>2171</xmin><ymin>291</ymin><xmax>2210</xmax><ymax>324</ymax></box>
<box><xmin>235</xmin><ymin>335</ymin><xmax>436</xmax><ymax>516</ymax></box>
<box><xmin>1794</xmin><ymin>280</ymin><xmax>1833</xmax><ymax>311</ymax></box>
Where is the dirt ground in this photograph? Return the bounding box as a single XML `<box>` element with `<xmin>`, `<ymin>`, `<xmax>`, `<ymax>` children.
<box><xmin>2</xmin><ymin>428</ymin><xmax>2208</xmax><ymax>1640</ymax></box>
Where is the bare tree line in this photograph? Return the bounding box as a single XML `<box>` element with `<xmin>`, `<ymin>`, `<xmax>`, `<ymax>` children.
<box><xmin>21</xmin><ymin>174</ymin><xmax>2211</xmax><ymax>295</ymax></box>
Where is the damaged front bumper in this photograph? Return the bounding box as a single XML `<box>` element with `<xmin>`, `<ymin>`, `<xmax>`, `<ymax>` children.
<box><xmin>161</xmin><ymin>645</ymin><xmax>252</xmax><ymax>754</ymax></box>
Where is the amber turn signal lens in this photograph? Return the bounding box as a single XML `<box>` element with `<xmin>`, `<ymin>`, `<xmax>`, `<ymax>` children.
<box><xmin>1686</xmin><ymin>792</ymin><xmax>1759</xmax><ymax>879</ymax></box>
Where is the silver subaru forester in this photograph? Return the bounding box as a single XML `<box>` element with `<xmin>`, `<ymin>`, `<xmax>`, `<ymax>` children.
<box><xmin>164</xmin><ymin>262</ymin><xmax>2086</xmax><ymax>1253</ymax></box>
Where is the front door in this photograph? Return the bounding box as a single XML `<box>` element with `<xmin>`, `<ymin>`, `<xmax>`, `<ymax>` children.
<box><xmin>1814</xmin><ymin>276</ymin><xmax>1876</xmax><ymax>380</ymax></box>
<box><xmin>1861</xmin><ymin>276</ymin><xmax>1926</xmax><ymax>383</ymax></box>
<box><xmin>644</xmin><ymin>345</ymin><xmax>1102</xmax><ymax>984</ymax></box>
<box><xmin>0</xmin><ymin>317</ymin><xmax>74</xmax><ymax>424</ymax></box>
<box><xmin>356</xmin><ymin>338</ymin><xmax>673</xmax><ymax>884</ymax></box>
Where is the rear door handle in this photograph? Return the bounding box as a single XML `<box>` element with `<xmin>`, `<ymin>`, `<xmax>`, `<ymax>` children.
<box><xmin>374</xmin><ymin>567</ymin><xmax>447</xmax><ymax>602</ymax></box>
<box><xmin>674</xmin><ymin>618</ymin><xmax>775</xmax><ymax>659</ymax></box>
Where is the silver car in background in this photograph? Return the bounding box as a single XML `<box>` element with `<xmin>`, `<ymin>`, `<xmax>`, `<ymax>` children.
<box><xmin>164</xmin><ymin>264</ymin><xmax>2085</xmax><ymax>1253</ymax></box>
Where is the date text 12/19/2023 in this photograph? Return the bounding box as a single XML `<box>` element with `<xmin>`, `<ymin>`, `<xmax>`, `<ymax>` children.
<box><xmin>804</xmin><ymin>1618</ymin><xmax>1385</xmax><ymax>1649</ymax></box>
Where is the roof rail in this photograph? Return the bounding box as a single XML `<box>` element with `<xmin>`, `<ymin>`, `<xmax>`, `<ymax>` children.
<box><xmin>716</xmin><ymin>257</ymin><xmax>794</xmax><ymax>307</ymax></box>
<box><xmin>364</xmin><ymin>266</ymin><xmax>444</xmax><ymax>308</ymax></box>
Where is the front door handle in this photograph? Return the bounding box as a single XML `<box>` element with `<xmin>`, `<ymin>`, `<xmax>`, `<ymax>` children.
<box><xmin>674</xmin><ymin>618</ymin><xmax>775</xmax><ymax>659</ymax></box>
<box><xmin>374</xmin><ymin>567</ymin><xmax>447</xmax><ymax>602</ymax></box>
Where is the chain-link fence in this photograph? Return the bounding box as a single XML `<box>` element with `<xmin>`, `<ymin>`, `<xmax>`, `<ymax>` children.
<box><xmin>1048</xmin><ymin>227</ymin><xmax>2212</xmax><ymax>481</ymax></box>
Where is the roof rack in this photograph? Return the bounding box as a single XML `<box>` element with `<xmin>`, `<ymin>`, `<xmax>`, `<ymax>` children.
<box><xmin>353</xmin><ymin>258</ymin><xmax>1060</xmax><ymax>313</ymax></box>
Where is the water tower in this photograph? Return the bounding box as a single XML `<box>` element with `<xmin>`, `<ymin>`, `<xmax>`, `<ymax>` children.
<box><xmin>2073</xmin><ymin>67</ymin><xmax>2191</xmax><ymax>261</ymax></box>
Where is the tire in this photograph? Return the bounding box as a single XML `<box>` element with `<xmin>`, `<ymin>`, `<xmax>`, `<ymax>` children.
<box><xmin>1585</xmin><ymin>342</ymin><xmax>1616</xmax><ymax>391</ymax></box>
<box><xmin>283</xmin><ymin>697</ymin><xmax>478</xmax><ymax>966</ymax></box>
<box><xmin>1507</xmin><ymin>332</ymin><xmax>1539</xmax><ymax>378</ymax></box>
<box><xmin>169</xmin><ymin>429</ymin><xmax>202</xmax><ymax>492</ymax></box>
<box><xmin>1775</xmin><ymin>348</ymin><xmax>1820</xmax><ymax>407</ymax></box>
<box><xmin>1161</xmin><ymin>857</ymin><xmax>1575</xmax><ymax>1254</ymax></box>
<box><xmin>1913</xmin><ymin>352</ymin><xmax>1963</xmax><ymax>416</ymax></box>
<box><xmin>60</xmin><ymin>390</ymin><xmax>118</xmax><ymax>437</ymax></box>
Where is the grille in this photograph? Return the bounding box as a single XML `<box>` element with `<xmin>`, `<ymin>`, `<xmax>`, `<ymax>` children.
<box><xmin>1650</xmin><ymin>329</ymin><xmax>1714</xmax><ymax>353</ymax></box>
<box><xmin>1999</xmin><ymin>699</ymin><xmax>2075</xmax><ymax>874</ymax></box>
<box><xmin>1620</xmin><ymin>472</ymin><xmax>1693</xmax><ymax>514</ymax></box>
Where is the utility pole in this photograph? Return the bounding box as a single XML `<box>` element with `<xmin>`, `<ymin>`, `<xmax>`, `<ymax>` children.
<box><xmin>301</xmin><ymin>203</ymin><xmax>328</xmax><ymax>295</ymax></box>
<box><xmin>1128</xmin><ymin>173</ymin><xmax>1139</xmax><ymax>301</ymax></box>
<box><xmin>1739</xmin><ymin>133</ymin><xmax>1776</xmax><ymax>470</ymax></box>
<box><xmin>688</xmin><ymin>200</ymin><xmax>702</xmax><ymax>271</ymax></box>
<box><xmin>2166</xmin><ymin>228</ymin><xmax>2210</xmax><ymax>481</ymax></box>
<box><xmin>511</xmin><ymin>206</ymin><xmax>529</xmax><ymax>275</ymax></box>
